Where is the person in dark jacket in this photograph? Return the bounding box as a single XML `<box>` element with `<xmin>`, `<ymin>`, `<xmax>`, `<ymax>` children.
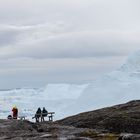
<box><xmin>12</xmin><ymin>106</ymin><xmax>18</xmax><ymax>119</ymax></box>
<box><xmin>41</xmin><ymin>107</ymin><xmax>48</xmax><ymax>122</ymax></box>
<box><xmin>35</xmin><ymin>107</ymin><xmax>41</xmax><ymax>122</ymax></box>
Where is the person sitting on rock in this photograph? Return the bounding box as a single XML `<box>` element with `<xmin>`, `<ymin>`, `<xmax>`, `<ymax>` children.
<box><xmin>12</xmin><ymin>106</ymin><xmax>18</xmax><ymax>119</ymax></box>
<box><xmin>35</xmin><ymin>107</ymin><xmax>41</xmax><ymax>122</ymax></box>
<box><xmin>41</xmin><ymin>107</ymin><xmax>48</xmax><ymax>122</ymax></box>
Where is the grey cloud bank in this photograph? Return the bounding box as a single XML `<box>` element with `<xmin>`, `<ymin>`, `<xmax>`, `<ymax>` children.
<box><xmin>0</xmin><ymin>27</ymin><xmax>139</xmax><ymax>59</ymax></box>
<box><xmin>0</xmin><ymin>0</ymin><xmax>140</xmax><ymax>88</ymax></box>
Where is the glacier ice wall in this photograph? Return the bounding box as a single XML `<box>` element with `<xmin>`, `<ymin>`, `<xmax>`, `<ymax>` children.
<box><xmin>66</xmin><ymin>50</ymin><xmax>140</xmax><ymax>115</ymax></box>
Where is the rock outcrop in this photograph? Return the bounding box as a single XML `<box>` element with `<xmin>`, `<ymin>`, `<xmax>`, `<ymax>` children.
<box><xmin>0</xmin><ymin>119</ymin><xmax>82</xmax><ymax>139</ymax></box>
<box><xmin>58</xmin><ymin>100</ymin><xmax>140</xmax><ymax>134</ymax></box>
<box><xmin>0</xmin><ymin>119</ymin><xmax>119</xmax><ymax>140</ymax></box>
<box><xmin>118</xmin><ymin>134</ymin><xmax>140</xmax><ymax>140</ymax></box>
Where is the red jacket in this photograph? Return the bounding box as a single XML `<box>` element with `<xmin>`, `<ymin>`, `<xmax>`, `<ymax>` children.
<box><xmin>12</xmin><ymin>108</ymin><xmax>18</xmax><ymax>119</ymax></box>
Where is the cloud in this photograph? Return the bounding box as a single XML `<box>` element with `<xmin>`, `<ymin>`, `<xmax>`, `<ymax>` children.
<box><xmin>0</xmin><ymin>0</ymin><xmax>140</xmax><ymax>88</ymax></box>
<box><xmin>0</xmin><ymin>26</ymin><xmax>140</xmax><ymax>59</ymax></box>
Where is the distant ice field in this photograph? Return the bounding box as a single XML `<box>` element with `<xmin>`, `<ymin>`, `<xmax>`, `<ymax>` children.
<box><xmin>0</xmin><ymin>51</ymin><xmax>140</xmax><ymax>120</ymax></box>
<box><xmin>0</xmin><ymin>84</ymin><xmax>88</xmax><ymax>120</ymax></box>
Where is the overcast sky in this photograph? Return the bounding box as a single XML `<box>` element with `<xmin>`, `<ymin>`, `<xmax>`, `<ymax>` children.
<box><xmin>0</xmin><ymin>0</ymin><xmax>140</xmax><ymax>89</ymax></box>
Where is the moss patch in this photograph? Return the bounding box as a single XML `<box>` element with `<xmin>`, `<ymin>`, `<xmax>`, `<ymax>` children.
<box><xmin>77</xmin><ymin>130</ymin><xmax>119</xmax><ymax>140</ymax></box>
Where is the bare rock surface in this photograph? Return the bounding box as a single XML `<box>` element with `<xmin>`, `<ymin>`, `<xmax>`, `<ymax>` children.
<box><xmin>118</xmin><ymin>134</ymin><xmax>140</xmax><ymax>140</ymax></box>
<box><xmin>0</xmin><ymin>119</ymin><xmax>119</xmax><ymax>140</ymax></box>
<box><xmin>58</xmin><ymin>100</ymin><xmax>140</xmax><ymax>134</ymax></box>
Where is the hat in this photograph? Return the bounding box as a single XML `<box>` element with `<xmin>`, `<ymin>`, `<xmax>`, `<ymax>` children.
<box><xmin>13</xmin><ymin>105</ymin><xmax>17</xmax><ymax>109</ymax></box>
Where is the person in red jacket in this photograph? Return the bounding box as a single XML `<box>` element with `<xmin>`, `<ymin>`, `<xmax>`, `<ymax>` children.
<box><xmin>12</xmin><ymin>106</ymin><xmax>18</xmax><ymax>119</ymax></box>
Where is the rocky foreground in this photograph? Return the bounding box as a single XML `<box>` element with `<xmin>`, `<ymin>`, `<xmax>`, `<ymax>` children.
<box><xmin>0</xmin><ymin>100</ymin><xmax>140</xmax><ymax>140</ymax></box>
<box><xmin>0</xmin><ymin>119</ymin><xmax>120</xmax><ymax>140</ymax></box>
